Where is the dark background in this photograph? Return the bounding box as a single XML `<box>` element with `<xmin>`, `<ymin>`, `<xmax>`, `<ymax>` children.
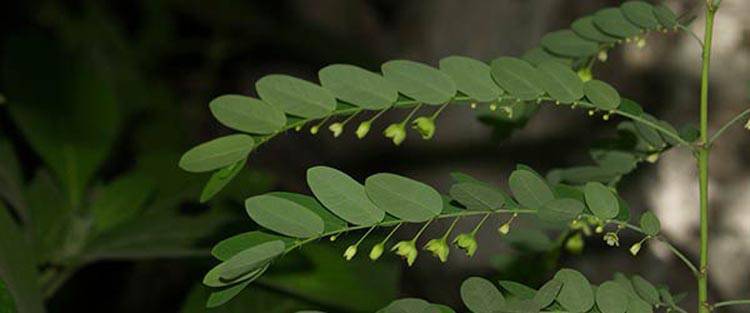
<box><xmin>1</xmin><ymin>0</ymin><xmax>749</xmax><ymax>312</ymax></box>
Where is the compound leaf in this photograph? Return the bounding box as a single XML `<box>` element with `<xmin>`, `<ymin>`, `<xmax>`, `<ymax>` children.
<box><xmin>365</xmin><ymin>173</ymin><xmax>442</xmax><ymax>222</ymax></box>
<box><xmin>319</xmin><ymin>64</ymin><xmax>397</xmax><ymax>110</ymax></box>
<box><xmin>256</xmin><ymin>74</ymin><xmax>336</xmax><ymax>118</ymax></box>
<box><xmin>381</xmin><ymin>60</ymin><xmax>456</xmax><ymax>105</ymax></box>
<box><xmin>245</xmin><ymin>195</ymin><xmax>324</xmax><ymax>238</ymax></box>
<box><xmin>179</xmin><ymin>134</ymin><xmax>255</xmax><ymax>173</ymax></box>
<box><xmin>209</xmin><ymin>95</ymin><xmax>286</xmax><ymax>134</ymax></box>
<box><xmin>200</xmin><ymin>159</ymin><xmax>245</xmax><ymax>203</ymax></box>
<box><xmin>307</xmin><ymin>166</ymin><xmax>384</xmax><ymax>226</ymax></box>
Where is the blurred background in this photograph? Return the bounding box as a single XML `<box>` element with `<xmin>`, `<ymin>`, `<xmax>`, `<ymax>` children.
<box><xmin>1</xmin><ymin>0</ymin><xmax>748</xmax><ymax>312</ymax></box>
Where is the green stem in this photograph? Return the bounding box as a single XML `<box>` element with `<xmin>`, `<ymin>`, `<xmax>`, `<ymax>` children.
<box><xmin>698</xmin><ymin>3</ymin><xmax>717</xmax><ymax>313</ymax></box>
<box><xmin>708</xmin><ymin>107</ymin><xmax>750</xmax><ymax>145</ymax></box>
<box><xmin>470</xmin><ymin>213</ymin><xmax>492</xmax><ymax>235</ymax></box>
<box><xmin>713</xmin><ymin>299</ymin><xmax>750</xmax><ymax>309</ymax></box>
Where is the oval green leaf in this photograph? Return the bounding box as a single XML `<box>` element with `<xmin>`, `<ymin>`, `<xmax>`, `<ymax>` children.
<box><xmin>212</xmin><ymin>231</ymin><xmax>293</xmax><ymax>261</ymax></box>
<box><xmin>522</xmin><ymin>47</ymin><xmax>572</xmax><ymax>67</ymax></box>
<box><xmin>534</xmin><ymin>279</ymin><xmax>563</xmax><ymax>308</ymax></box>
<box><xmin>584</xmin><ymin>182</ymin><xmax>619</xmax><ymax>219</ymax></box>
<box><xmin>571</xmin><ymin>17</ymin><xmax>619</xmax><ymax>43</ymax></box>
<box><xmin>449</xmin><ymin>182</ymin><xmax>505</xmax><ymax>211</ymax></box>
<box><xmin>596</xmin><ymin>281</ymin><xmax>628</xmax><ymax>313</ymax></box>
<box><xmin>381</xmin><ymin>60</ymin><xmax>456</xmax><ymax>105</ymax></box>
<box><xmin>639</xmin><ymin>211</ymin><xmax>660</xmax><ymax>236</ymax></box>
<box><xmin>439</xmin><ymin>56</ymin><xmax>501</xmax><ymax>102</ymax></box>
<box><xmin>319</xmin><ymin>64</ymin><xmax>397</xmax><ymax>110</ymax></box>
<box><xmin>593</xmin><ymin>8</ymin><xmax>643</xmax><ymax>38</ymax></box>
<box><xmin>584</xmin><ymin>79</ymin><xmax>620</xmax><ymax>110</ymax></box>
<box><xmin>269</xmin><ymin>191</ymin><xmax>348</xmax><ymax>233</ymax></box>
<box><xmin>554</xmin><ymin>269</ymin><xmax>595</xmax><ymax>313</ymax></box>
<box><xmin>256</xmin><ymin>74</ymin><xmax>336</xmax><ymax>118</ymax></box>
<box><xmin>509</xmin><ymin>169</ymin><xmax>554</xmax><ymax>209</ymax></box>
<box><xmin>491</xmin><ymin>57</ymin><xmax>545</xmax><ymax>101</ymax></box>
<box><xmin>621</xmin><ymin>1</ymin><xmax>660</xmax><ymax>30</ymax></box>
<box><xmin>539</xmin><ymin>198</ymin><xmax>585</xmax><ymax>224</ymax></box>
<box><xmin>379</xmin><ymin>298</ymin><xmax>431</xmax><ymax>313</ymax></box>
<box><xmin>245</xmin><ymin>194</ymin><xmax>325</xmax><ymax>238</ymax></box>
<box><xmin>307</xmin><ymin>166</ymin><xmax>384</xmax><ymax>226</ymax></box>
<box><xmin>200</xmin><ymin>159</ymin><xmax>244</xmax><ymax>203</ymax></box>
<box><xmin>209</xmin><ymin>95</ymin><xmax>286</xmax><ymax>134</ymax></box>
<box><xmin>541</xmin><ymin>30</ymin><xmax>599</xmax><ymax>58</ymax></box>
<box><xmin>627</xmin><ymin>296</ymin><xmax>654</xmax><ymax>313</ymax></box>
<box><xmin>219</xmin><ymin>240</ymin><xmax>285</xmax><ymax>281</ymax></box>
<box><xmin>179</xmin><ymin>134</ymin><xmax>255</xmax><ymax>173</ymax></box>
<box><xmin>536</xmin><ymin>61</ymin><xmax>584</xmax><ymax>104</ymax></box>
<box><xmin>460</xmin><ymin>277</ymin><xmax>505</xmax><ymax>313</ymax></box>
<box><xmin>498</xmin><ymin>280</ymin><xmax>536</xmax><ymax>299</ymax></box>
<box><xmin>653</xmin><ymin>5</ymin><xmax>678</xmax><ymax>29</ymax></box>
<box><xmin>631</xmin><ymin>276</ymin><xmax>660</xmax><ymax>305</ymax></box>
<box><xmin>365</xmin><ymin>173</ymin><xmax>442</xmax><ymax>222</ymax></box>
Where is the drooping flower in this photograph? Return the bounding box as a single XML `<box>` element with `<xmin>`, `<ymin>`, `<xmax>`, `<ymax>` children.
<box><xmin>411</xmin><ymin>116</ymin><xmax>436</xmax><ymax>140</ymax></box>
<box><xmin>577</xmin><ymin>68</ymin><xmax>593</xmax><ymax>82</ymax></box>
<box><xmin>452</xmin><ymin>233</ymin><xmax>478</xmax><ymax>257</ymax></box>
<box><xmin>565</xmin><ymin>233</ymin><xmax>584</xmax><ymax>254</ymax></box>
<box><xmin>328</xmin><ymin>122</ymin><xmax>344</xmax><ymax>138</ymax></box>
<box><xmin>384</xmin><ymin>123</ymin><xmax>407</xmax><ymax>146</ymax></box>
<box><xmin>630</xmin><ymin>242</ymin><xmax>642</xmax><ymax>256</ymax></box>
<box><xmin>343</xmin><ymin>244</ymin><xmax>357</xmax><ymax>261</ymax></box>
<box><xmin>356</xmin><ymin>121</ymin><xmax>372</xmax><ymax>139</ymax></box>
<box><xmin>603</xmin><ymin>232</ymin><xmax>620</xmax><ymax>247</ymax></box>
<box><xmin>391</xmin><ymin>240</ymin><xmax>418</xmax><ymax>266</ymax></box>
<box><xmin>423</xmin><ymin>238</ymin><xmax>450</xmax><ymax>262</ymax></box>
<box><xmin>369</xmin><ymin>243</ymin><xmax>385</xmax><ymax>261</ymax></box>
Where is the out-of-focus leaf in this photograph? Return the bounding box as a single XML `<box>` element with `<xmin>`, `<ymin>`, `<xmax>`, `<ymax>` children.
<box><xmin>378</xmin><ymin>298</ymin><xmax>431</xmax><ymax>313</ymax></box>
<box><xmin>554</xmin><ymin>269</ymin><xmax>594</xmax><ymax>312</ymax></box>
<box><xmin>621</xmin><ymin>1</ymin><xmax>660</xmax><ymax>30</ymax></box>
<box><xmin>0</xmin><ymin>139</ymin><xmax>25</xmax><ymax>220</ymax></box>
<box><xmin>0</xmin><ymin>203</ymin><xmax>45</xmax><ymax>313</ymax></box>
<box><xmin>2</xmin><ymin>36</ymin><xmax>119</xmax><ymax>208</ymax></box>
<box><xmin>0</xmin><ymin>279</ymin><xmax>17</xmax><ymax>313</ymax></box>
<box><xmin>653</xmin><ymin>5</ymin><xmax>678</xmax><ymax>29</ymax></box>
<box><xmin>639</xmin><ymin>212</ymin><xmax>660</xmax><ymax>236</ymax></box>
<box><xmin>90</xmin><ymin>172</ymin><xmax>155</xmax><ymax>234</ymax></box>
<box><xmin>631</xmin><ymin>275</ymin><xmax>660</xmax><ymax>305</ymax></box>
<box><xmin>26</xmin><ymin>171</ymin><xmax>73</xmax><ymax>264</ymax></box>
<box><xmin>593</xmin><ymin>8</ymin><xmax>642</xmax><ymax>38</ymax></box>
<box><xmin>584</xmin><ymin>80</ymin><xmax>620</xmax><ymax>110</ymax></box>
<box><xmin>200</xmin><ymin>160</ymin><xmax>245</xmax><ymax>203</ymax></box>
<box><xmin>181</xmin><ymin>283</ymin><xmax>312</xmax><ymax>313</ymax></box>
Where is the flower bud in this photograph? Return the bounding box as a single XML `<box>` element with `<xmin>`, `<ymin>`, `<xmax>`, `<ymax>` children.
<box><xmin>498</xmin><ymin>223</ymin><xmax>511</xmax><ymax>235</ymax></box>
<box><xmin>423</xmin><ymin>238</ymin><xmax>450</xmax><ymax>263</ymax></box>
<box><xmin>452</xmin><ymin>233</ymin><xmax>478</xmax><ymax>257</ymax></box>
<box><xmin>630</xmin><ymin>242</ymin><xmax>642</xmax><ymax>256</ymax></box>
<box><xmin>369</xmin><ymin>243</ymin><xmax>385</xmax><ymax>261</ymax></box>
<box><xmin>343</xmin><ymin>245</ymin><xmax>357</xmax><ymax>260</ymax></box>
<box><xmin>310</xmin><ymin>125</ymin><xmax>320</xmax><ymax>135</ymax></box>
<box><xmin>384</xmin><ymin>123</ymin><xmax>407</xmax><ymax>146</ymax></box>
<box><xmin>356</xmin><ymin>121</ymin><xmax>372</xmax><ymax>139</ymax></box>
<box><xmin>577</xmin><ymin>68</ymin><xmax>593</xmax><ymax>82</ymax></box>
<box><xmin>391</xmin><ymin>240</ymin><xmax>418</xmax><ymax>266</ymax></box>
<box><xmin>411</xmin><ymin>117</ymin><xmax>436</xmax><ymax>140</ymax></box>
<box><xmin>565</xmin><ymin>233</ymin><xmax>584</xmax><ymax>254</ymax></box>
<box><xmin>470</xmin><ymin>103</ymin><xmax>477</xmax><ymax>109</ymax></box>
<box><xmin>636</xmin><ymin>37</ymin><xmax>647</xmax><ymax>49</ymax></box>
<box><xmin>328</xmin><ymin>122</ymin><xmax>344</xmax><ymax>138</ymax></box>
<box><xmin>745</xmin><ymin>118</ymin><xmax>750</xmax><ymax>130</ymax></box>
<box><xmin>598</xmin><ymin>50</ymin><xmax>608</xmax><ymax>62</ymax></box>
<box><xmin>595</xmin><ymin>225</ymin><xmax>604</xmax><ymax>234</ymax></box>
<box><xmin>489</xmin><ymin>104</ymin><xmax>498</xmax><ymax>111</ymax></box>
<box><xmin>646</xmin><ymin>153</ymin><xmax>660</xmax><ymax>163</ymax></box>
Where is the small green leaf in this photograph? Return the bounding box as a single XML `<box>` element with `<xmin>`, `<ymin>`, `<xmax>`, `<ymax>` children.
<box><xmin>621</xmin><ymin>1</ymin><xmax>660</xmax><ymax>30</ymax></box>
<box><xmin>307</xmin><ymin>166</ymin><xmax>384</xmax><ymax>226</ymax></box>
<box><xmin>613</xmin><ymin>273</ymin><xmax>637</xmax><ymax>297</ymax></box>
<box><xmin>245</xmin><ymin>194</ymin><xmax>325</xmax><ymax>238</ymax></box>
<box><xmin>202</xmin><ymin>260</ymin><xmax>268</xmax><ymax>288</ymax></box>
<box><xmin>653</xmin><ymin>5</ymin><xmax>678</xmax><ymax>29</ymax></box>
<box><xmin>379</xmin><ymin>298</ymin><xmax>431</xmax><ymax>313</ymax></box>
<box><xmin>498</xmin><ymin>280</ymin><xmax>536</xmax><ymax>299</ymax></box>
<box><xmin>460</xmin><ymin>277</ymin><xmax>505</xmax><ymax>313</ymax></box>
<box><xmin>381</xmin><ymin>60</ymin><xmax>456</xmax><ymax>105</ymax></box>
<box><xmin>439</xmin><ymin>56</ymin><xmax>501</xmax><ymax>102</ymax></box>
<box><xmin>539</xmin><ymin>198</ymin><xmax>585</xmax><ymax>224</ymax></box>
<box><xmin>522</xmin><ymin>48</ymin><xmax>572</xmax><ymax>67</ymax></box>
<box><xmin>584</xmin><ymin>182</ymin><xmax>619</xmax><ymax>219</ymax></box>
<box><xmin>219</xmin><ymin>241</ymin><xmax>285</xmax><ymax>281</ymax></box>
<box><xmin>626</xmin><ymin>295</ymin><xmax>654</xmax><ymax>313</ymax></box>
<box><xmin>269</xmin><ymin>191</ymin><xmax>348</xmax><ymax>233</ymax></box>
<box><xmin>533</xmin><ymin>279</ymin><xmax>562</xmax><ymax>308</ymax></box>
<box><xmin>179</xmin><ymin>134</ymin><xmax>255</xmax><ymax>173</ymax></box>
<box><xmin>571</xmin><ymin>17</ymin><xmax>619</xmax><ymax>43</ymax></box>
<box><xmin>631</xmin><ymin>276</ymin><xmax>660</xmax><ymax>305</ymax></box>
<box><xmin>256</xmin><ymin>74</ymin><xmax>336</xmax><ymax>118</ymax></box>
<box><xmin>449</xmin><ymin>182</ymin><xmax>505</xmax><ymax>211</ymax></box>
<box><xmin>535</xmin><ymin>61</ymin><xmax>584</xmax><ymax>104</ymax></box>
<box><xmin>596</xmin><ymin>281</ymin><xmax>628</xmax><ymax>313</ymax></box>
<box><xmin>584</xmin><ymin>80</ymin><xmax>620</xmax><ymax>110</ymax></box>
<box><xmin>635</xmin><ymin>114</ymin><xmax>666</xmax><ymax>149</ymax></box>
<box><xmin>365</xmin><ymin>173</ymin><xmax>442</xmax><ymax>222</ymax></box>
<box><xmin>509</xmin><ymin>169</ymin><xmax>554</xmax><ymax>209</ymax></box>
<box><xmin>209</xmin><ymin>95</ymin><xmax>286</xmax><ymax>134</ymax></box>
<box><xmin>491</xmin><ymin>57</ymin><xmax>545</xmax><ymax>101</ymax></box>
<box><xmin>618</xmin><ymin>99</ymin><xmax>644</xmax><ymax>116</ymax></box>
<box><xmin>319</xmin><ymin>64</ymin><xmax>397</xmax><ymax>110</ymax></box>
<box><xmin>639</xmin><ymin>212</ymin><xmax>660</xmax><ymax>236</ymax></box>
<box><xmin>541</xmin><ymin>30</ymin><xmax>599</xmax><ymax>58</ymax></box>
<box><xmin>200</xmin><ymin>159</ymin><xmax>245</xmax><ymax>203</ymax></box>
<box><xmin>593</xmin><ymin>8</ymin><xmax>643</xmax><ymax>39</ymax></box>
<box><xmin>91</xmin><ymin>172</ymin><xmax>155</xmax><ymax>233</ymax></box>
<box><xmin>212</xmin><ymin>231</ymin><xmax>293</xmax><ymax>261</ymax></box>
<box><xmin>424</xmin><ymin>304</ymin><xmax>456</xmax><ymax>313</ymax></box>
<box><xmin>554</xmin><ymin>269</ymin><xmax>595</xmax><ymax>313</ymax></box>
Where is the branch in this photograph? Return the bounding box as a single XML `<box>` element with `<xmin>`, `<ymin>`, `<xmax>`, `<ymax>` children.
<box><xmin>708</xmin><ymin>107</ymin><xmax>750</xmax><ymax>146</ymax></box>
<box><xmin>713</xmin><ymin>299</ymin><xmax>750</xmax><ymax>310</ymax></box>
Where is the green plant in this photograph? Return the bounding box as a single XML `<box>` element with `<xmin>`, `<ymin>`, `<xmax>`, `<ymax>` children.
<box><xmin>181</xmin><ymin>1</ymin><xmax>750</xmax><ymax>312</ymax></box>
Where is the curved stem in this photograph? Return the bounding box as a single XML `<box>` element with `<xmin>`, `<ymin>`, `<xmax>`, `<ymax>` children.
<box><xmin>708</xmin><ymin>107</ymin><xmax>750</xmax><ymax>145</ymax></box>
<box><xmin>713</xmin><ymin>299</ymin><xmax>750</xmax><ymax>309</ymax></box>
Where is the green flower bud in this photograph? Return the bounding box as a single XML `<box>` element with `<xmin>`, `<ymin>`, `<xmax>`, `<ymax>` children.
<box><xmin>384</xmin><ymin>123</ymin><xmax>407</xmax><ymax>146</ymax></box>
<box><xmin>369</xmin><ymin>243</ymin><xmax>385</xmax><ymax>261</ymax></box>
<box><xmin>343</xmin><ymin>245</ymin><xmax>357</xmax><ymax>261</ymax></box>
<box><xmin>565</xmin><ymin>233</ymin><xmax>584</xmax><ymax>254</ymax></box>
<box><xmin>423</xmin><ymin>238</ymin><xmax>450</xmax><ymax>263</ymax></box>
<box><xmin>603</xmin><ymin>232</ymin><xmax>620</xmax><ymax>247</ymax></box>
<box><xmin>629</xmin><ymin>242</ymin><xmax>642</xmax><ymax>256</ymax></box>
<box><xmin>452</xmin><ymin>233</ymin><xmax>478</xmax><ymax>257</ymax></box>
<box><xmin>328</xmin><ymin>122</ymin><xmax>344</xmax><ymax>138</ymax></box>
<box><xmin>391</xmin><ymin>240</ymin><xmax>418</xmax><ymax>266</ymax></box>
<box><xmin>411</xmin><ymin>116</ymin><xmax>436</xmax><ymax>140</ymax></box>
<box><xmin>595</xmin><ymin>225</ymin><xmax>604</xmax><ymax>234</ymax></box>
<box><xmin>598</xmin><ymin>50</ymin><xmax>608</xmax><ymax>62</ymax></box>
<box><xmin>577</xmin><ymin>68</ymin><xmax>593</xmax><ymax>82</ymax></box>
<box><xmin>646</xmin><ymin>153</ymin><xmax>660</xmax><ymax>163</ymax></box>
<box><xmin>310</xmin><ymin>125</ymin><xmax>320</xmax><ymax>135</ymax></box>
<box><xmin>498</xmin><ymin>223</ymin><xmax>511</xmax><ymax>235</ymax></box>
<box><xmin>356</xmin><ymin>121</ymin><xmax>372</xmax><ymax>139</ymax></box>
<box><xmin>745</xmin><ymin>117</ymin><xmax>750</xmax><ymax>130</ymax></box>
<box><xmin>636</xmin><ymin>37</ymin><xmax>647</xmax><ymax>48</ymax></box>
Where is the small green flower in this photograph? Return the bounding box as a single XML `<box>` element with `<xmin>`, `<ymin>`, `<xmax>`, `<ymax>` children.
<box><xmin>744</xmin><ymin>117</ymin><xmax>750</xmax><ymax>130</ymax></box>
<box><xmin>498</xmin><ymin>223</ymin><xmax>511</xmax><ymax>235</ymax></box>
<box><xmin>452</xmin><ymin>233</ymin><xmax>478</xmax><ymax>257</ymax></box>
<box><xmin>423</xmin><ymin>238</ymin><xmax>450</xmax><ymax>262</ymax></box>
<box><xmin>328</xmin><ymin>122</ymin><xmax>344</xmax><ymax>138</ymax></box>
<box><xmin>391</xmin><ymin>240</ymin><xmax>418</xmax><ymax>266</ymax></box>
<box><xmin>356</xmin><ymin>121</ymin><xmax>372</xmax><ymax>139</ymax></box>
<box><xmin>646</xmin><ymin>153</ymin><xmax>660</xmax><ymax>163</ymax></box>
<box><xmin>603</xmin><ymin>232</ymin><xmax>620</xmax><ymax>247</ymax></box>
<box><xmin>343</xmin><ymin>244</ymin><xmax>357</xmax><ymax>260</ymax></box>
<box><xmin>411</xmin><ymin>116</ymin><xmax>436</xmax><ymax>140</ymax></box>
<box><xmin>310</xmin><ymin>125</ymin><xmax>320</xmax><ymax>135</ymax></box>
<box><xmin>577</xmin><ymin>68</ymin><xmax>593</xmax><ymax>82</ymax></box>
<box><xmin>384</xmin><ymin>123</ymin><xmax>407</xmax><ymax>146</ymax></box>
<box><xmin>565</xmin><ymin>233</ymin><xmax>584</xmax><ymax>254</ymax></box>
<box><xmin>629</xmin><ymin>242</ymin><xmax>642</xmax><ymax>256</ymax></box>
<box><xmin>369</xmin><ymin>243</ymin><xmax>385</xmax><ymax>261</ymax></box>
<box><xmin>598</xmin><ymin>50</ymin><xmax>608</xmax><ymax>62</ymax></box>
